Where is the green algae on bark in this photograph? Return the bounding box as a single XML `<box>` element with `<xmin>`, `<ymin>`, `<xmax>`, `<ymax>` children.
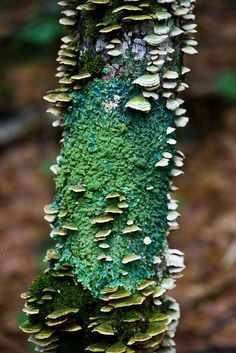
<box><xmin>20</xmin><ymin>0</ymin><xmax>197</xmax><ymax>352</ymax></box>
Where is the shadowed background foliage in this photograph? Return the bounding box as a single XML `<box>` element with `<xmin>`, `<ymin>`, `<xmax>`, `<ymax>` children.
<box><xmin>0</xmin><ymin>1</ymin><xmax>236</xmax><ymax>353</ymax></box>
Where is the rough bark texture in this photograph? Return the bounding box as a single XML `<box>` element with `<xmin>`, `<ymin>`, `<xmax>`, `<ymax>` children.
<box><xmin>20</xmin><ymin>1</ymin><xmax>197</xmax><ymax>353</ymax></box>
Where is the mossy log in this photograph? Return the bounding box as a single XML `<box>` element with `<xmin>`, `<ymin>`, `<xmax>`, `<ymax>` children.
<box><xmin>20</xmin><ymin>1</ymin><xmax>197</xmax><ymax>353</ymax></box>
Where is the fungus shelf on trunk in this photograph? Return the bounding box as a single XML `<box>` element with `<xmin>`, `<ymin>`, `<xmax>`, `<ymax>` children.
<box><xmin>20</xmin><ymin>1</ymin><xmax>197</xmax><ymax>353</ymax></box>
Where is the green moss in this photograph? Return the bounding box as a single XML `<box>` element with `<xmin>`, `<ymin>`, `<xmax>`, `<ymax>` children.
<box><xmin>24</xmin><ymin>271</ymin><xmax>176</xmax><ymax>352</ymax></box>
<box><xmin>29</xmin><ymin>273</ymin><xmax>56</xmax><ymax>296</ymax></box>
<box><xmin>114</xmin><ymin>320</ymin><xmax>138</xmax><ymax>341</ymax></box>
<box><xmin>80</xmin><ymin>14</ymin><xmax>97</xmax><ymax>39</ymax></box>
<box><xmin>29</xmin><ymin>273</ymin><xmax>96</xmax><ymax>322</ymax></box>
<box><xmin>80</xmin><ymin>51</ymin><xmax>105</xmax><ymax>75</ymax></box>
<box><xmin>79</xmin><ymin>4</ymin><xmax>121</xmax><ymax>40</ymax></box>
<box><xmin>103</xmin><ymin>6</ymin><xmax>122</xmax><ymax>25</ymax></box>
<box><xmin>111</xmin><ymin>308</ymin><xmax>147</xmax><ymax>341</ymax></box>
<box><xmin>169</xmin><ymin>48</ymin><xmax>183</xmax><ymax>73</ymax></box>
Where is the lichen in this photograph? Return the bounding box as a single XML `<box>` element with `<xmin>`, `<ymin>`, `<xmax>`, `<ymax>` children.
<box><xmin>120</xmin><ymin>51</ymin><xmax>148</xmax><ymax>82</ymax></box>
<box><xmin>50</xmin><ymin>79</ymin><xmax>176</xmax><ymax>296</ymax></box>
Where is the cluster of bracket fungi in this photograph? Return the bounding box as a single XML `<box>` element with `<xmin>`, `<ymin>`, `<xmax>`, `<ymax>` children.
<box><xmin>20</xmin><ymin>269</ymin><xmax>184</xmax><ymax>353</ymax></box>
<box><xmin>20</xmin><ymin>1</ymin><xmax>197</xmax><ymax>353</ymax></box>
<box><xmin>44</xmin><ymin>0</ymin><xmax>197</xmax><ymax>122</ymax></box>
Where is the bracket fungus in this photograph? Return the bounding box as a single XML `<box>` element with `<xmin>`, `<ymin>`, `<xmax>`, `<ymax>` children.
<box><xmin>20</xmin><ymin>1</ymin><xmax>197</xmax><ymax>353</ymax></box>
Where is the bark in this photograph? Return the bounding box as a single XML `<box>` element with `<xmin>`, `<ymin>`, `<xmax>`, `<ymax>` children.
<box><xmin>20</xmin><ymin>1</ymin><xmax>197</xmax><ymax>353</ymax></box>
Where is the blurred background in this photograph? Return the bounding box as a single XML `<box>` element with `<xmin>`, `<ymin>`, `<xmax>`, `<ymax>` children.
<box><xmin>0</xmin><ymin>1</ymin><xmax>236</xmax><ymax>352</ymax></box>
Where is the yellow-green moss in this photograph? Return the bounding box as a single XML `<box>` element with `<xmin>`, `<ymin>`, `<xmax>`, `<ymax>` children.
<box><xmin>28</xmin><ymin>273</ymin><xmax>95</xmax><ymax>321</ymax></box>
<box><xmin>80</xmin><ymin>51</ymin><xmax>105</xmax><ymax>75</ymax></box>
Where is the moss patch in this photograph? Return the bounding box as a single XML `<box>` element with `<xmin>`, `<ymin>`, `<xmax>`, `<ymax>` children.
<box><xmin>23</xmin><ymin>273</ymin><xmax>176</xmax><ymax>353</ymax></box>
<box><xmin>28</xmin><ymin>273</ymin><xmax>95</xmax><ymax>322</ymax></box>
<box><xmin>80</xmin><ymin>51</ymin><xmax>105</xmax><ymax>75</ymax></box>
<box><xmin>49</xmin><ymin>79</ymin><xmax>176</xmax><ymax>296</ymax></box>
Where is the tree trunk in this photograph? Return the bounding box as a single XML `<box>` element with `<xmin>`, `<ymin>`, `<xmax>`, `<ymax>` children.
<box><xmin>20</xmin><ymin>1</ymin><xmax>197</xmax><ymax>353</ymax></box>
